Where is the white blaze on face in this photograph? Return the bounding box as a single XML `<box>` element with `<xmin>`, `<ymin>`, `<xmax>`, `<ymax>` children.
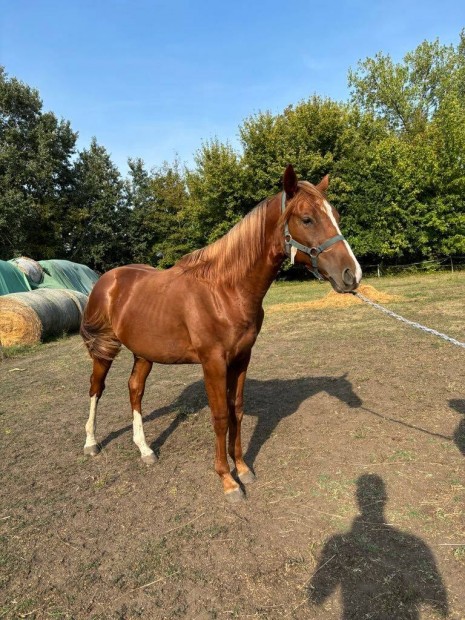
<box><xmin>323</xmin><ymin>200</ymin><xmax>362</xmax><ymax>284</ymax></box>
<box><xmin>84</xmin><ymin>395</ymin><xmax>98</xmax><ymax>448</ymax></box>
<box><xmin>133</xmin><ymin>410</ymin><xmax>155</xmax><ymax>458</ymax></box>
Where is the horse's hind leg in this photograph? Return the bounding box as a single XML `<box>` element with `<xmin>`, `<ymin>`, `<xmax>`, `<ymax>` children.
<box><xmin>84</xmin><ymin>357</ymin><xmax>113</xmax><ymax>456</ymax></box>
<box><xmin>128</xmin><ymin>356</ymin><xmax>156</xmax><ymax>464</ymax></box>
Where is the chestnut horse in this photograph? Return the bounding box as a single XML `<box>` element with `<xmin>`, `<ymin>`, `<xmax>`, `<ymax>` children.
<box><xmin>80</xmin><ymin>165</ymin><xmax>362</xmax><ymax>502</ymax></box>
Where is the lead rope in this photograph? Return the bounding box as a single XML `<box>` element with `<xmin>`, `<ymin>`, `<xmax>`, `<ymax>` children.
<box><xmin>352</xmin><ymin>291</ymin><xmax>465</xmax><ymax>349</ymax></box>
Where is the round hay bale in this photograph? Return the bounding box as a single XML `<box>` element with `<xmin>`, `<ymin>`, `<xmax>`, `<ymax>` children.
<box><xmin>10</xmin><ymin>256</ymin><xmax>44</xmax><ymax>284</ymax></box>
<box><xmin>0</xmin><ymin>289</ymin><xmax>88</xmax><ymax>346</ymax></box>
<box><xmin>0</xmin><ymin>297</ymin><xmax>42</xmax><ymax>346</ymax></box>
<box><xmin>60</xmin><ymin>289</ymin><xmax>88</xmax><ymax>314</ymax></box>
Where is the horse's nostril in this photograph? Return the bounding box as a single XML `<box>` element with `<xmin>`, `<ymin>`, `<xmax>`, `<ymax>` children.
<box><xmin>342</xmin><ymin>268</ymin><xmax>355</xmax><ymax>286</ymax></box>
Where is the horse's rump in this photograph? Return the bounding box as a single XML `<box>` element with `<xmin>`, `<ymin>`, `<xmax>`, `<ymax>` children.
<box><xmin>81</xmin><ymin>264</ymin><xmax>160</xmax><ymax>362</ymax></box>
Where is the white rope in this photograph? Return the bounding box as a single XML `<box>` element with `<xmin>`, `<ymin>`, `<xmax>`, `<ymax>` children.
<box><xmin>353</xmin><ymin>292</ymin><xmax>465</xmax><ymax>349</ymax></box>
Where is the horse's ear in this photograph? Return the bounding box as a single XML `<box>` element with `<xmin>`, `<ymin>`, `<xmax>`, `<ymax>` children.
<box><xmin>316</xmin><ymin>174</ymin><xmax>329</xmax><ymax>194</ymax></box>
<box><xmin>283</xmin><ymin>164</ymin><xmax>298</xmax><ymax>198</ymax></box>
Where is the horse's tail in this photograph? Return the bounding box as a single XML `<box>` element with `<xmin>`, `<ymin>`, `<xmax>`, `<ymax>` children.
<box><xmin>80</xmin><ymin>306</ymin><xmax>121</xmax><ymax>362</ymax></box>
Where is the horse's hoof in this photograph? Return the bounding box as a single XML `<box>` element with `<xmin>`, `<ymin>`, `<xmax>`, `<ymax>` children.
<box><xmin>142</xmin><ymin>452</ymin><xmax>157</xmax><ymax>465</ymax></box>
<box><xmin>225</xmin><ymin>486</ymin><xmax>245</xmax><ymax>503</ymax></box>
<box><xmin>238</xmin><ymin>470</ymin><xmax>256</xmax><ymax>485</ymax></box>
<box><xmin>84</xmin><ymin>445</ymin><xmax>99</xmax><ymax>457</ymax></box>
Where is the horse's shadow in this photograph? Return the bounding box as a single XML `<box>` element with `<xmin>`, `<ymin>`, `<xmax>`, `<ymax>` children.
<box><xmin>99</xmin><ymin>374</ymin><xmax>361</xmax><ymax>466</ymax></box>
<box><xmin>449</xmin><ymin>399</ymin><xmax>465</xmax><ymax>456</ymax></box>
<box><xmin>244</xmin><ymin>375</ymin><xmax>361</xmax><ymax>466</ymax></box>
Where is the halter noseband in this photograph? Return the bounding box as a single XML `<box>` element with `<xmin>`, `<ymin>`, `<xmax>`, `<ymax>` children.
<box><xmin>281</xmin><ymin>191</ymin><xmax>345</xmax><ymax>281</ymax></box>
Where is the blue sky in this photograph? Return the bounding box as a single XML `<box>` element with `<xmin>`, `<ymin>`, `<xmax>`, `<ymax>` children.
<box><xmin>1</xmin><ymin>0</ymin><xmax>464</xmax><ymax>174</ymax></box>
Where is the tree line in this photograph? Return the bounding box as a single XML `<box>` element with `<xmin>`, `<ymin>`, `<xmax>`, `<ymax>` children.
<box><xmin>1</xmin><ymin>32</ymin><xmax>464</xmax><ymax>274</ymax></box>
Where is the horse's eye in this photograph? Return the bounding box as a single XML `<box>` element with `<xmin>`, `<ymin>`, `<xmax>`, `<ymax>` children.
<box><xmin>302</xmin><ymin>216</ymin><xmax>314</xmax><ymax>225</ymax></box>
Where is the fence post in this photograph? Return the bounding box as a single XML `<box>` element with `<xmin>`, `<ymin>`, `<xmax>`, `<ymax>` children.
<box><xmin>450</xmin><ymin>257</ymin><xmax>454</xmax><ymax>273</ymax></box>
<box><xmin>377</xmin><ymin>265</ymin><xmax>381</xmax><ymax>278</ymax></box>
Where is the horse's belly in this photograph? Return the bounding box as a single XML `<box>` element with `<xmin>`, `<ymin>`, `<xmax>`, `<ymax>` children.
<box><xmin>113</xmin><ymin>309</ymin><xmax>196</xmax><ymax>363</ymax></box>
<box><xmin>119</xmin><ymin>324</ymin><xmax>200</xmax><ymax>364</ymax></box>
<box><xmin>137</xmin><ymin>343</ymin><xmax>200</xmax><ymax>364</ymax></box>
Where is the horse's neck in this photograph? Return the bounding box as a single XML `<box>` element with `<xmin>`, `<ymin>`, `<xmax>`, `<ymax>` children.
<box><xmin>235</xmin><ymin>196</ymin><xmax>285</xmax><ymax>306</ymax></box>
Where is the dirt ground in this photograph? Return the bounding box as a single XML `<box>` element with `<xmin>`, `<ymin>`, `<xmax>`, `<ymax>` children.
<box><xmin>1</xmin><ymin>273</ymin><xmax>464</xmax><ymax>620</ymax></box>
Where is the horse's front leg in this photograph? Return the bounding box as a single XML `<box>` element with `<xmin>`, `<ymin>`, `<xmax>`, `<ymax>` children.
<box><xmin>227</xmin><ymin>352</ymin><xmax>256</xmax><ymax>485</ymax></box>
<box><xmin>202</xmin><ymin>356</ymin><xmax>244</xmax><ymax>502</ymax></box>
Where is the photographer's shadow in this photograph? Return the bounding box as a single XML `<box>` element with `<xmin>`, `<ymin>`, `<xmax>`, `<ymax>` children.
<box><xmin>308</xmin><ymin>474</ymin><xmax>448</xmax><ymax>619</ymax></box>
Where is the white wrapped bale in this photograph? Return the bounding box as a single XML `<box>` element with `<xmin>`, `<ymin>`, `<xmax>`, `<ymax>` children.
<box><xmin>10</xmin><ymin>256</ymin><xmax>44</xmax><ymax>284</ymax></box>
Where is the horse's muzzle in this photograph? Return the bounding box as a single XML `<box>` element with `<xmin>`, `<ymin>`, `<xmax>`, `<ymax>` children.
<box><xmin>342</xmin><ymin>268</ymin><xmax>357</xmax><ymax>288</ymax></box>
<box><xmin>327</xmin><ymin>268</ymin><xmax>360</xmax><ymax>294</ymax></box>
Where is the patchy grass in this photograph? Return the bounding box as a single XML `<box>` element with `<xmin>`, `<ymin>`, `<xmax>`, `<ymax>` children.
<box><xmin>1</xmin><ymin>271</ymin><xmax>465</xmax><ymax>618</ymax></box>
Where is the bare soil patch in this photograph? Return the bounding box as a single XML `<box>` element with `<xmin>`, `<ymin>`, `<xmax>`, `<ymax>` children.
<box><xmin>1</xmin><ymin>273</ymin><xmax>464</xmax><ymax>619</ymax></box>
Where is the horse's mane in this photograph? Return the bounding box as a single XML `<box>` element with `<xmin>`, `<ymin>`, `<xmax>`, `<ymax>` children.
<box><xmin>177</xmin><ymin>200</ymin><xmax>269</xmax><ymax>285</ymax></box>
<box><xmin>177</xmin><ymin>181</ymin><xmax>322</xmax><ymax>286</ymax></box>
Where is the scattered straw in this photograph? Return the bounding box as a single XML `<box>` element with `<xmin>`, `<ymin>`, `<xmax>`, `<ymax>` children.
<box><xmin>267</xmin><ymin>284</ymin><xmax>401</xmax><ymax>314</ymax></box>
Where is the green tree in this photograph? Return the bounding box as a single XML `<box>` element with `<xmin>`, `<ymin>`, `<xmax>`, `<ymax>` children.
<box><xmin>65</xmin><ymin>138</ymin><xmax>129</xmax><ymax>272</ymax></box>
<box><xmin>348</xmin><ymin>38</ymin><xmax>458</xmax><ymax>137</ymax></box>
<box><xmin>348</xmin><ymin>31</ymin><xmax>465</xmax><ymax>259</ymax></box>
<box><xmin>186</xmin><ymin>139</ymin><xmax>245</xmax><ymax>246</ymax></box>
<box><xmin>239</xmin><ymin>97</ymin><xmax>363</xmax><ymax>204</ymax></box>
<box><xmin>125</xmin><ymin>157</ymin><xmax>156</xmax><ymax>263</ymax></box>
<box><xmin>127</xmin><ymin>158</ymin><xmax>190</xmax><ymax>267</ymax></box>
<box><xmin>0</xmin><ymin>67</ymin><xmax>77</xmax><ymax>259</ymax></box>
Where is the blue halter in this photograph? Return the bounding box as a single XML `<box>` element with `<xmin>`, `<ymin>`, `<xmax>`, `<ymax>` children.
<box><xmin>281</xmin><ymin>191</ymin><xmax>345</xmax><ymax>281</ymax></box>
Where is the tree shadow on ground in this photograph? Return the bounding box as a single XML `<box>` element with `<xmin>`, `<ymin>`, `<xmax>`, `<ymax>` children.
<box><xmin>99</xmin><ymin>374</ymin><xmax>361</xmax><ymax>463</ymax></box>
<box><xmin>448</xmin><ymin>399</ymin><xmax>465</xmax><ymax>456</ymax></box>
<box><xmin>307</xmin><ymin>474</ymin><xmax>448</xmax><ymax>620</ymax></box>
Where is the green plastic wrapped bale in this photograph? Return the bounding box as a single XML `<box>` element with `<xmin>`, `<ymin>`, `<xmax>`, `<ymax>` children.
<box><xmin>38</xmin><ymin>260</ymin><xmax>99</xmax><ymax>294</ymax></box>
<box><xmin>0</xmin><ymin>260</ymin><xmax>31</xmax><ymax>295</ymax></box>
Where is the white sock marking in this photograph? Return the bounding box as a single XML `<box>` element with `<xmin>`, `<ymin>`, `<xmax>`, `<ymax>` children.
<box><xmin>133</xmin><ymin>410</ymin><xmax>154</xmax><ymax>458</ymax></box>
<box><xmin>84</xmin><ymin>395</ymin><xmax>98</xmax><ymax>448</ymax></box>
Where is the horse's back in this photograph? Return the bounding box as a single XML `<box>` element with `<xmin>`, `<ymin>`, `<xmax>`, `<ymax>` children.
<box><xmin>85</xmin><ymin>264</ymin><xmax>155</xmax><ymax>313</ymax></box>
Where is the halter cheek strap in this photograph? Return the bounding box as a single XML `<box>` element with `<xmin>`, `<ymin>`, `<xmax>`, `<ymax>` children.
<box><xmin>281</xmin><ymin>192</ymin><xmax>345</xmax><ymax>281</ymax></box>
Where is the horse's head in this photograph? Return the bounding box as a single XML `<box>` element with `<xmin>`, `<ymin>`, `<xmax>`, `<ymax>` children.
<box><xmin>281</xmin><ymin>165</ymin><xmax>362</xmax><ymax>293</ymax></box>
